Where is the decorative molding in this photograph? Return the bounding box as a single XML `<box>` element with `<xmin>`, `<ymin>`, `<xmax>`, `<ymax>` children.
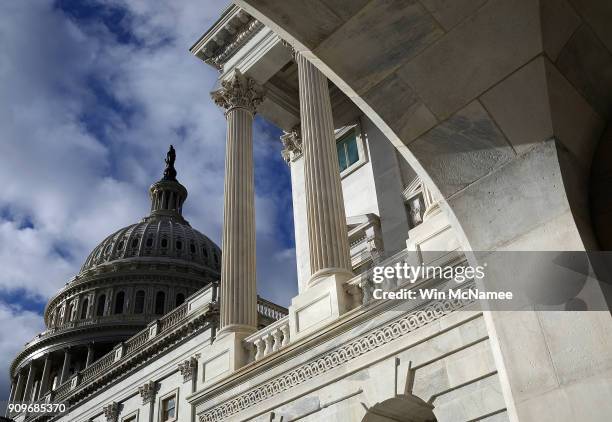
<box><xmin>138</xmin><ymin>381</ymin><xmax>159</xmax><ymax>404</ymax></box>
<box><xmin>178</xmin><ymin>355</ymin><xmax>200</xmax><ymax>382</ymax></box>
<box><xmin>211</xmin><ymin>70</ymin><xmax>264</xmax><ymax>114</ymax></box>
<box><xmin>198</xmin><ymin>298</ymin><xmax>471</xmax><ymax>422</ymax></box>
<box><xmin>280</xmin><ymin>125</ymin><xmax>302</xmax><ymax>164</ymax></box>
<box><xmin>103</xmin><ymin>401</ymin><xmax>120</xmax><ymax>422</ymax></box>
<box><xmin>206</xmin><ymin>20</ymin><xmax>264</xmax><ymax>69</ymax></box>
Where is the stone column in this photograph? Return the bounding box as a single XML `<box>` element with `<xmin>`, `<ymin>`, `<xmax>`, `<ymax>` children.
<box><xmin>211</xmin><ymin>70</ymin><xmax>263</xmax><ymax>336</ymax></box>
<box><xmin>23</xmin><ymin>362</ymin><xmax>38</xmax><ymax>403</ymax></box>
<box><xmin>13</xmin><ymin>371</ymin><xmax>25</xmax><ymax>402</ymax></box>
<box><xmin>38</xmin><ymin>354</ymin><xmax>52</xmax><ymax>399</ymax></box>
<box><xmin>86</xmin><ymin>343</ymin><xmax>95</xmax><ymax>367</ymax></box>
<box><xmin>8</xmin><ymin>379</ymin><xmax>16</xmax><ymax>402</ymax></box>
<box><xmin>60</xmin><ymin>349</ymin><xmax>71</xmax><ymax>383</ymax></box>
<box><xmin>295</xmin><ymin>53</ymin><xmax>352</xmax><ymax>285</ymax></box>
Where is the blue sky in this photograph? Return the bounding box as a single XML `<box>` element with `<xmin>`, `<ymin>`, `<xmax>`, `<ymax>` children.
<box><xmin>0</xmin><ymin>0</ymin><xmax>297</xmax><ymax>402</ymax></box>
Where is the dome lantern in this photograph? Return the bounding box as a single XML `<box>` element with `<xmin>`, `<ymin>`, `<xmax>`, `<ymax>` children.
<box><xmin>148</xmin><ymin>145</ymin><xmax>188</xmax><ymax>222</ymax></box>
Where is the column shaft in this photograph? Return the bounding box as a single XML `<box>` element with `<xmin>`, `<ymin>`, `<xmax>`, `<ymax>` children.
<box><xmin>13</xmin><ymin>372</ymin><xmax>25</xmax><ymax>402</ymax></box>
<box><xmin>60</xmin><ymin>349</ymin><xmax>71</xmax><ymax>383</ymax></box>
<box><xmin>212</xmin><ymin>70</ymin><xmax>263</xmax><ymax>335</ymax></box>
<box><xmin>296</xmin><ymin>53</ymin><xmax>352</xmax><ymax>283</ymax></box>
<box><xmin>8</xmin><ymin>380</ymin><xmax>16</xmax><ymax>402</ymax></box>
<box><xmin>220</xmin><ymin>107</ymin><xmax>257</xmax><ymax>332</ymax></box>
<box><xmin>38</xmin><ymin>354</ymin><xmax>52</xmax><ymax>399</ymax></box>
<box><xmin>86</xmin><ymin>343</ymin><xmax>95</xmax><ymax>367</ymax></box>
<box><xmin>23</xmin><ymin>363</ymin><xmax>38</xmax><ymax>402</ymax></box>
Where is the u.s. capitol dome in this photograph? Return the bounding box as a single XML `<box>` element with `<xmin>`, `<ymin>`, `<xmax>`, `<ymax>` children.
<box><xmin>10</xmin><ymin>147</ymin><xmax>221</xmax><ymax>395</ymax></box>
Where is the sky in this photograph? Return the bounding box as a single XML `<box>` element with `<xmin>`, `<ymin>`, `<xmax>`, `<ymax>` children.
<box><xmin>0</xmin><ymin>0</ymin><xmax>297</xmax><ymax>402</ymax></box>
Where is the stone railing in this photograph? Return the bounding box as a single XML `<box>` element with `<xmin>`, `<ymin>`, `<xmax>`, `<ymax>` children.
<box><xmin>48</xmin><ymin>287</ymin><xmax>212</xmax><ymax>403</ymax></box>
<box><xmin>244</xmin><ymin>316</ymin><xmax>290</xmax><ymax>362</ymax></box>
<box><xmin>26</xmin><ymin>314</ymin><xmax>152</xmax><ymax>347</ymax></box>
<box><xmin>158</xmin><ymin>303</ymin><xmax>188</xmax><ymax>332</ymax></box>
<box><xmin>124</xmin><ymin>328</ymin><xmax>149</xmax><ymax>355</ymax></box>
<box><xmin>256</xmin><ymin>297</ymin><xmax>288</xmax><ymax>321</ymax></box>
<box><xmin>80</xmin><ymin>352</ymin><xmax>115</xmax><ymax>384</ymax></box>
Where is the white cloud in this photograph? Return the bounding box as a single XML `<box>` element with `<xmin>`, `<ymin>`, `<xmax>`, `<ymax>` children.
<box><xmin>0</xmin><ymin>0</ymin><xmax>298</xmax><ymax>402</ymax></box>
<box><xmin>0</xmin><ymin>303</ymin><xmax>46</xmax><ymax>410</ymax></box>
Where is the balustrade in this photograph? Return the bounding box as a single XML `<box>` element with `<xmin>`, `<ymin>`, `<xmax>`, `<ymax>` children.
<box><xmin>244</xmin><ymin>316</ymin><xmax>290</xmax><ymax>361</ymax></box>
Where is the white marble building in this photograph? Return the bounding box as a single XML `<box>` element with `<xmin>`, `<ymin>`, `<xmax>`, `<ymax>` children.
<box><xmin>7</xmin><ymin>2</ymin><xmax>612</xmax><ymax>422</ymax></box>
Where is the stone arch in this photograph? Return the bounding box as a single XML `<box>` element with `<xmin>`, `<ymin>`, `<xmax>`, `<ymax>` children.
<box><xmin>225</xmin><ymin>2</ymin><xmax>612</xmax><ymax>420</ymax></box>
<box><xmin>362</xmin><ymin>395</ymin><xmax>436</xmax><ymax>422</ymax></box>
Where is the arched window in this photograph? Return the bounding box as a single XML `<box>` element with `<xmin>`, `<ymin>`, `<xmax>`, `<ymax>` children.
<box><xmin>146</xmin><ymin>237</ymin><xmax>153</xmax><ymax>247</ymax></box>
<box><xmin>161</xmin><ymin>238</ymin><xmax>168</xmax><ymax>248</ymax></box>
<box><xmin>175</xmin><ymin>293</ymin><xmax>185</xmax><ymax>306</ymax></box>
<box><xmin>155</xmin><ymin>291</ymin><xmax>165</xmax><ymax>315</ymax></box>
<box><xmin>134</xmin><ymin>290</ymin><xmax>145</xmax><ymax>314</ymax></box>
<box><xmin>80</xmin><ymin>298</ymin><xmax>89</xmax><ymax>320</ymax></box>
<box><xmin>190</xmin><ymin>243</ymin><xmax>196</xmax><ymax>253</ymax></box>
<box><xmin>176</xmin><ymin>240</ymin><xmax>182</xmax><ymax>250</ymax></box>
<box><xmin>131</xmin><ymin>237</ymin><xmax>139</xmax><ymax>248</ymax></box>
<box><xmin>96</xmin><ymin>295</ymin><xmax>106</xmax><ymax>316</ymax></box>
<box><xmin>114</xmin><ymin>291</ymin><xmax>125</xmax><ymax>314</ymax></box>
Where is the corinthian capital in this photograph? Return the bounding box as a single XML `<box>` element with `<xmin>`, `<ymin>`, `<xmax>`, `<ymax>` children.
<box><xmin>103</xmin><ymin>402</ymin><xmax>120</xmax><ymax>422</ymax></box>
<box><xmin>211</xmin><ymin>69</ymin><xmax>264</xmax><ymax>114</ymax></box>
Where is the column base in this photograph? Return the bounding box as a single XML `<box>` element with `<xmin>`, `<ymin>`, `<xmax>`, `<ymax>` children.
<box><xmin>289</xmin><ymin>271</ymin><xmax>352</xmax><ymax>341</ymax></box>
<box><xmin>201</xmin><ymin>328</ymin><xmax>254</xmax><ymax>387</ymax></box>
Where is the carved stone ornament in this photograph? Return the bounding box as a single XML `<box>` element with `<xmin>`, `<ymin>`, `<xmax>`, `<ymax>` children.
<box><xmin>211</xmin><ymin>69</ymin><xmax>264</xmax><ymax>114</ymax></box>
<box><xmin>138</xmin><ymin>381</ymin><xmax>158</xmax><ymax>405</ymax></box>
<box><xmin>178</xmin><ymin>355</ymin><xmax>199</xmax><ymax>382</ymax></box>
<box><xmin>103</xmin><ymin>402</ymin><xmax>120</xmax><ymax>422</ymax></box>
<box><xmin>280</xmin><ymin>126</ymin><xmax>302</xmax><ymax>163</ymax></box>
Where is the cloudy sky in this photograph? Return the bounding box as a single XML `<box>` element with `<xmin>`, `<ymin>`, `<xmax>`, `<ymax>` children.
<box><xmin>0</xmin><ymin>0</ymin><xmax>297</xmax><ymax>402</ymax></box>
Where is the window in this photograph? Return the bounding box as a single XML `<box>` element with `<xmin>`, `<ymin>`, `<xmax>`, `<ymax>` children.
<box><xmin>134</xmin><ymin>290</ymin><xmax>145</xmax><ymax>314</ymax></box>
<box><xmin>175</xmin><ymin>293</ymin><xmax>185</xmax><ymax>306</ymax></box>
<box><xmin>190</xmin><ymin>243</ymin><xmax>196</xmax><ymax>254</ymax></box>
<box><xmin>155</xmin><ymin>291</ymin><xmax>165</xmax><ymax>315</ymax></box>
<box><xmin>96</xmin><ymin>294</ymin><xmax>106</xmax><ymax>316</ymax></box>
<box><xmin>161</xmin><ymin>238</ymin><xmax>168</xmax><ymax>248</ymax></box>
<box><xmin>114</xmin><ymin>291</ymin><xmax>125</xmax><ymax>314</ymax></box>
<box><xmin>131</xmin><ymin>237</ymin><xmax>139</xmax><ymax>248</ymax></box>
<box><xmin>176</xmin><ymin>240</ymin><xmax>182</xmax><ymax>250</ymax></box>
<box><xmin>117</xmin><ymin>240</ymin><xmax>124</xmax><ymax>250</ymax></box>
<box><xmin>146</xmin><ymin>237</ymin><xmax>153</xmax><ymax>247</ymax></box>
<box><xmin>202</xmin><ymin>247</ymin><xmax>208</xmax><ymax>258</ymax></box>
<box><xmin>161</xmin><ymin>395</ymin><xmax>176</xmax><ymax>421</ymax></box>
<box><xmin>336</xmin><ymin>130</ymin><xmax>360</xmax><ymax>172</ymax></box>
<box><xmin>80</xmin><ymin>298</ymin><xmax>89</xmax><ymax>320</ymax></box>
